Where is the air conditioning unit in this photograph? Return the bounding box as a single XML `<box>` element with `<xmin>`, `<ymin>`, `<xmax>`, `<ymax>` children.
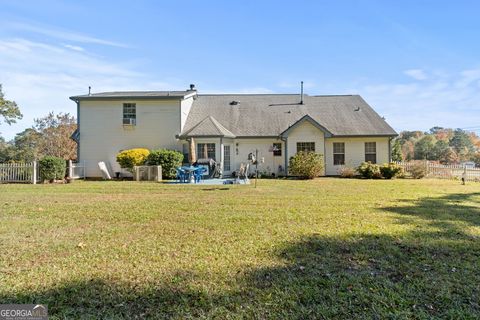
<box><xmin>123</xmin><ymin>118</ymin><xmax>136</xmax><ymax>126</ymax></box>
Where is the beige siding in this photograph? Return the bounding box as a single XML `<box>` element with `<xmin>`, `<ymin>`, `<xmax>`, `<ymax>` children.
<box><xmin>193</xmin><ymin>138</ymin><xmax>285</xmax><ymax>176</ymax></box>
<box><xmin>79</xmin><ymin>99</ymin><xmax>183</xmax><ymax>177</ymax></box>
<box><xmin>235</xmin><ymin>138</ymin><xmax>285</xmax><ymax>176</ymax></box>
<box><xmin>286</xmin><ymin>121</ymin><xmax>325</xmax><ymax>175</ymax></box>
<box><xmin>324</xmin><ymin>137</ymin><xmax>390</xmax><ymax>175</ymax></box>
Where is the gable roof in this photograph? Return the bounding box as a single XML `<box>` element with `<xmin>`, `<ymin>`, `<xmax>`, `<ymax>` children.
<box><xmin>70</xmin><ymin>90</ymin><xmax>194</xmax><ymax>101</ymax></box>
<box><xmin>179</xmin><ymin>116</ymin><xmax>236</xmax><ymax>138</ymax></box>
<box><xmin>281</xmin><ymin>114</ymin><xmax>333</xmax><ymax>137</ymax></box>
<box><xmin>180</xmin><ymin>94</ymin><xmax>397</xmax><ymax>138</ymax></box>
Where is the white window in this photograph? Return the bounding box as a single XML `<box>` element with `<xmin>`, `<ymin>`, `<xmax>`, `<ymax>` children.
<box><xmin>365</xmin><ymin>142</ymin><xmax>377</xmax><ymax>163</ymax></box>
<box><xmin>333</xmin><ymin>142</ymin><xmax>345</xmax><ymax>165</ymax></box>
<box><xmin>197</xmin><ymin>143</ymin><xmax>216</xmax><ymax>160</ymax></box>
<box><xmin>297</xmin><ymin>142</ymin><xmax>315</xmax><ymax>153</ymax></box>
<box><xmin>123</xmin><ymin>103</ymin><xmax>136</xmax><ymax>125</ymax></box>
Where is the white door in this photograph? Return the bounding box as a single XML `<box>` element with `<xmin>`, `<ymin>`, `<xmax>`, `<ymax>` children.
<box><xmin>223</xmin><ymin>145</ymin><xmax>231</xmax><ymax>175</ymax></box>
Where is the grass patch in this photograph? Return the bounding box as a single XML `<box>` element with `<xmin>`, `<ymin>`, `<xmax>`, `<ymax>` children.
<box><xmin>1</xmin><ymin>179</ymin><xmax>479</xmax><ymax>319</ymax></box>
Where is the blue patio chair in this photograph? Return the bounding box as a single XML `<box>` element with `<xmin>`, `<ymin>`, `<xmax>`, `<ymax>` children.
<box><xmin>176</xmin><ymin>168</ymin><xmax>186</xmax><ymax>183</ymax></box>
<box><xmin>193</xmin><ymin>167</ymin><xmax>207</xmax><ymax>183</ymax></box>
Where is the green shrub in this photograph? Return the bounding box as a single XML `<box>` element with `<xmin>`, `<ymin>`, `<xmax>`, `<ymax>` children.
<box><xmin>39</xmin><ymin>156</ymin><xmax>66</xmax><ymax>182</ymax></box>
<box><xmin>145</xmin><ymin>149</ymin><xmax>183</xmax><ymax>179</ymax></box>
<box><xmin>338</xmin><ymin>166</ymin><xmax>356</xmax><ymax>178</ymax></box>
<box><xmin>289</xmin><ymin>152</ymin><xmax>324</xmax><ymax>179</ymax></box>
<box><xmin>410</xmin><ymin>161</ymin><xmax>427</xmax><ymax>179</ymax></box>
<box><xmin>357</xmin><ymin>162</ymin><xmax>381</xmax><ymax>179</ymax></box>
<box><xmin>116</xmin><ymin>148</ymin><xmax>150</xmax><ymax>172</ymax></box>
<box><xmin>380</xmin><ymin>162</ymin><xmax>403</xmax><ymax>179</ymax></box>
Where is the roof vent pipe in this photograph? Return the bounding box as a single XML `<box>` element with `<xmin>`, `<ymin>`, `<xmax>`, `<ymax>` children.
<box><xmin>88</xmin><ymin>86</ymin><xmax>91</xmax><ymax>96</ymax></box>
<box><xmin>300</xmin><ymin>81</ymin><xmax>304</xmax><ymax>105</ymax></box>
<box><xmin>189</xmin><ymin>84</ymin><xmax>196</xmax><ymax>91</ymax></box>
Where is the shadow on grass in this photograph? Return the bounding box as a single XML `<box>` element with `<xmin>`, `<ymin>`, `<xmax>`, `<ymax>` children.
<box><xmin>2</xmin><ymin>193</ymin><xmax>480</xmax><ymax>318</ymax></box>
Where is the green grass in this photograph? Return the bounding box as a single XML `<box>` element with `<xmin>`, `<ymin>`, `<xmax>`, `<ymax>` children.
<box><xmin>1</xmin><ymin>178</ymin><xmax>479</xmax><ymax>319</ymax></box>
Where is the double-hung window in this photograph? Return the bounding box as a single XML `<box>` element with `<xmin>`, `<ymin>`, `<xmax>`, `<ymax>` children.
<box><xmin>273</xmin><ymin>143</ymin><xmax>282</xmax><ymax>156</ymax></box>
<box><xmin>365</xmin><ymin>142</ymin><xmax>377</xmax><ymax>163</ymax></box>
<box><xmin>197</xmin><ymin>143</ymin><xmax>216</xmax><ymax>160</ymax></box>
<box><xmin>333</xmin><ymin>142</ymin><xmax>345</xmax><ymax>165</ymax></box>
<box><xmin>123</xmin><ymin>103</ymin><xmax>136</xmax><ymax>125</ymax></box>
<box><xmin>296</xmin><ymin>142</ymin><xmax>315</xmax><ymax>153</ymax></box>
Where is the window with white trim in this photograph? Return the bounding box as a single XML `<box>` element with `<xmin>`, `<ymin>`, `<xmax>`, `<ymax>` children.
<box><xmin>333</xmin><ymin>142</ymin><xmax>345</xmax><ymax>165</ymax></box>
<box><xmin>123</xmin><ymin>103</ymin><xmax>136</xmax><ymax>125</ymax></box>
<box><xmin>197</xmin><ymin>143</ymin><xmax>216</xmax><ymax>160</ymax></box>
<box><xmin>365</xmin><ymin>142</ymin><xmax>377</xmax><ymax>163</ymax></box>
<box><xmin>297</xmin><ymin>142</ymin><xmax>315</xmax><ymax>153</ymax></box>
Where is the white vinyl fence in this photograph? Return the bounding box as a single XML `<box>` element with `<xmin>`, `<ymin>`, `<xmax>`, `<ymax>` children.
<box><xmin>0</xmin><ymin>160</ymin><xmax>86</xmax><ymax>184</ymax></box>
<box><xmin>396</xmin><ymin>161</ymin><xmax>480</xmax><ymax>182</ymax></box>
<box><xmin>0</xmin><ymin>162</ymin><xmax>38</xmax><ymax>184</ymax></box>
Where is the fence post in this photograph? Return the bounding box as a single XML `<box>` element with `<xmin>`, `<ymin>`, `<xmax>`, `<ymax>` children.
<box><xmin>68</xmin><ymin>160</ymin><xmax>73</xmax><ymax>179</ymax></box>
<box><xmin>32</xmin><ymin>161</ymin><xmax>37</xmax><ymax>184</ymax></box>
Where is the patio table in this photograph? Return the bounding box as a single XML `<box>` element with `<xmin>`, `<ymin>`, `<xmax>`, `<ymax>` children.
<box><xmin>181</xmin><ymin>166</ymin><xmax>198</xmax><ymax>183</ymax></box>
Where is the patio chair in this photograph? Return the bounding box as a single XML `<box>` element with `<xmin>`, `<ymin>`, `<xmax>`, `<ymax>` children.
<box><xmin>176</xmin><ymin>167</ymin><xmax>186</xmax><ymax>183</ymax></box>
<box><xmin>194</xmin><ymin>167</ymin><xmax>207</xmax><ymax>183</ymax></box>
<box><xmin>237</xmin><ymin>163</ymin><xmax>249</xmax><ymax>184</ymax></box>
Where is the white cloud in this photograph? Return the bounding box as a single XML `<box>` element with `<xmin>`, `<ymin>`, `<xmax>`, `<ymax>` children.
<box><xmin>64</xmin><ymin>44</ymin><xmax>85</xmax><ymax>52</ymax></box>
<box><xmin>404</xmin><ymin>69</ymin><xmax>428</xmax><ymax>81</ymax></box>
<box><xmin>358</xmin><ymin>69</ymin><xmax>480</xmax><ymax>133</ymax></box>
<box><xmin>0</xmin><ymin>38</ymin><xmax>180</xmax><ymax>139</ymax></box>
<box><xmin>4</xmin><ymin>21</ymin><xmax>128</xmax><ymax>48</ymax></box>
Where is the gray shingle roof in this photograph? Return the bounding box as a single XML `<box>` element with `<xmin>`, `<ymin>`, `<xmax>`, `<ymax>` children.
<box><xmin>179</xmin><ymin>116</ymin><xmax>236</xmax><ymax>138</ymax></box>
<box><xmin>70</xmin><ymin>90</ymin><xmax>193</xmax><ymax>100</ymax></box>
<box><xmin>180</xmin><ymin>94</ymin><xmax>397</xmax><ymax>137</ymax></box>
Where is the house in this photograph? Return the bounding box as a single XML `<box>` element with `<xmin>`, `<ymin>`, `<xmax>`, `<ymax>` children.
<box><xmin>70</xmin><ymin>85</ymin><xmax>397</xmax><ymax>177</ymax></box>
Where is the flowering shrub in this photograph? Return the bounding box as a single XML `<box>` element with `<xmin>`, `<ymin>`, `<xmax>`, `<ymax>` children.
<box><xmin>116</xmin><ymin>148</ymin><xmax>150</xmax><ymax>172</ymax></box>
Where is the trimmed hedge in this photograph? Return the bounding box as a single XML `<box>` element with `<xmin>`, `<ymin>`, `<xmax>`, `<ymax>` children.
<box><xmin>116</xmin><ymin>148</ymin><xmax>150</xmax><ymax>172</ymax></box>
<box><xmin>145</xmin><ymin>149</ymin><xmax>183</xmax><ymax>179</ymax></box>
<box><xmin>39</xmin><ymin>156</ymin><xmax>66</xmax><ymax>181</ymax></box>
<box><xmin>289</xmin><ymin>152</ymin><xmax>324</xmax><ymax>179</ymax></box>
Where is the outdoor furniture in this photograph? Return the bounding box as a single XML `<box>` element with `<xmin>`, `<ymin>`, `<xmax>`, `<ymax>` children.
<box><xmin>194</xmin><ymin>167</ymin><xmax>207</xmax><ymax>183</ymax></box>
<box><xmin>237</xmin><ymin>163</ymin><xmax>250</xmax><ymax>184</ymax></box>
<box><xmin>181</xmin><ymin>166</ymin><xmax>198</xmax><ymax>183</ymax></box>
<box><xmin>176</xmin><ymin>167</ymin><xmax>187</xmax><ymax>183</ymax></box>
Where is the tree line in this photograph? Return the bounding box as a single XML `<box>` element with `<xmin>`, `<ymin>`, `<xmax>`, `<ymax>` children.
<box><xmin>0</xmin><ymin>84</ymin><xmax>77</xmax><ymax>163</ymax></box>
<box><xmin>391</xmin><ymin>127</ymin><xmax>480</xmax><ymax>164</ymax></box>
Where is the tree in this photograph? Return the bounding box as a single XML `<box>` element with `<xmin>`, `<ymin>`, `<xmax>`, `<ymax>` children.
<box><xmin>432</xmin><ymin>140</ymin><xmax>458</xmax><ymax>164</ymax></box>
<box><xmin>34</xmin><ymin>112</ymin><xmax>77</xmax><ymax>160</ymax></box>
<box><xmin>0</xmin><ymin>84</ymin><xmax>22</xmax><ymax>125</ymax></box>
<box><xmin>414</xmin><ymin>135</ymin><xmax>436</xmax><ymax>160</ymax></box>
<box><xmin>391</xmin><ymin>139</ymin><xmax>403</xmax><ymax>162</ymax></box>
<box><xmin>11</xmin><ymin>128</ymin><xmax>42</xmax><ymax>162</ymax></box>
<box><xmin>449</xmin><ymin>129</ymin><xmax>474</xmax><ymax>161</ymax></box>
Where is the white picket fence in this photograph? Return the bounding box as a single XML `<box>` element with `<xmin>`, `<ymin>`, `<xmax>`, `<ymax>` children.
<box><xmin>0</xmin><ymin>162</ymin><xmax>38</xmax><ymax>184</ymax></box>
<box><xmin>396</xmin><ymin>161</ymin><xmax>480</xmax><ymax>182</ymax></box>
<box><xmin>0</xmin><ymin>160</ymin><xmax>86</xmax><ymax>184</ymax></box>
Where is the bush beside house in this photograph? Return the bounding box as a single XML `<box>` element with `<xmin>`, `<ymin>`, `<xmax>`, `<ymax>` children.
<box><xmin>39</xmin><ymin>156</ymin><xmax>66</xmax><ymax>182</ymax></box>
<box><xmin>116</xmin><ymin>148</ymin><xmax>150</xmax><ymax>173</ymax></box>
<box><xmin>289</xmin><ymin>152</ymin><xmax>324</xmax><ymax>179</ymax></box>
<box><xmin>145</xmin><ymin>149</ymin><xmax>183</xmax><ymax>179</ymax></box>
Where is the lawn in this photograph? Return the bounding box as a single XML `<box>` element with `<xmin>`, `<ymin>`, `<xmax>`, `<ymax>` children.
<box><xmin>0</xmin><ymin>178</ymin><xmax>479</xmax><ymax>319</ymax></box>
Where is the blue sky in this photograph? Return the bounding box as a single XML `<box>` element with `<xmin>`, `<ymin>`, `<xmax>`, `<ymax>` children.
<box><xmin>1</xmin><ymin>0</ymin><xmax>480</xmax><ymax>139</ymax></box>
